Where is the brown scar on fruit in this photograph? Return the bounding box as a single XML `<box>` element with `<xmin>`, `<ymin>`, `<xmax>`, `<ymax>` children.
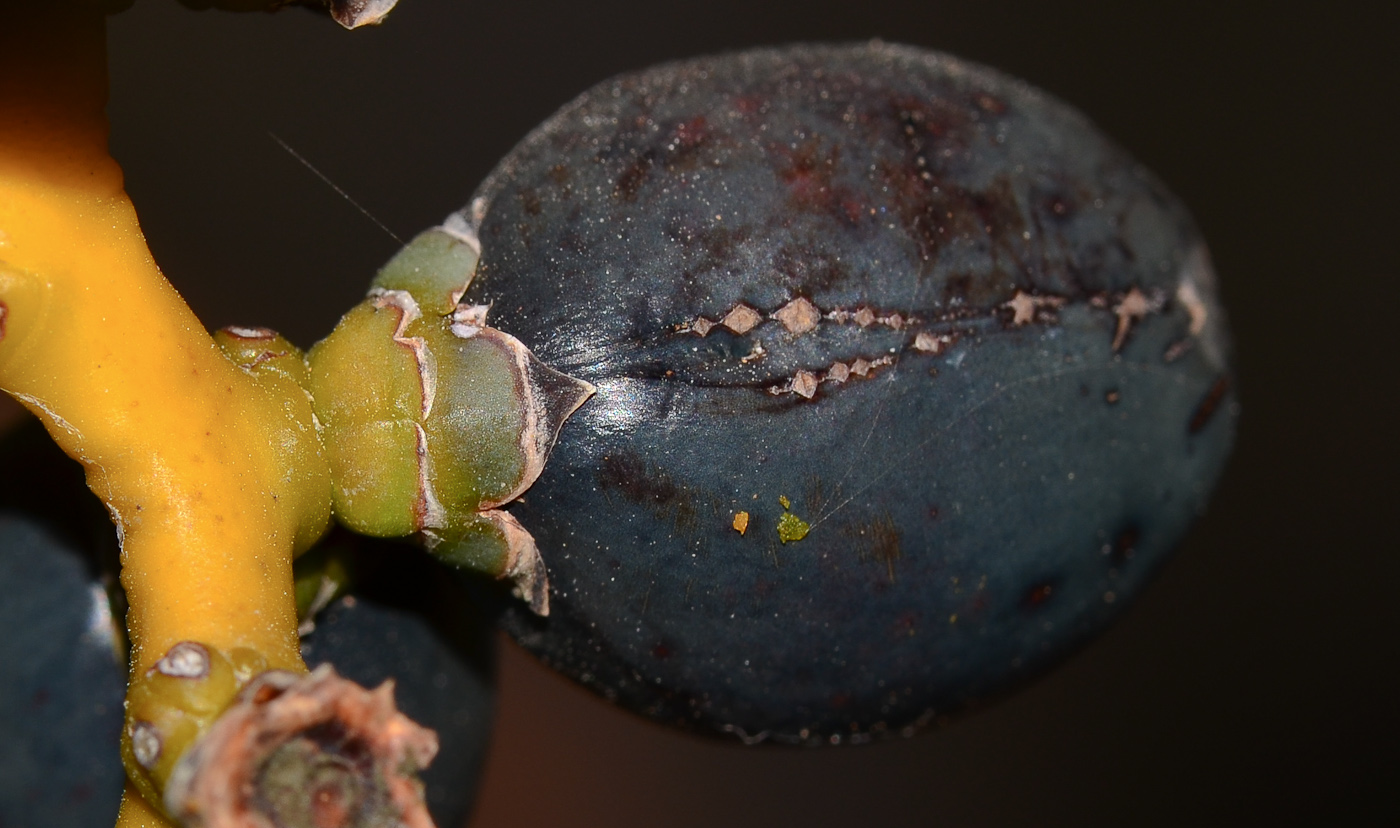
<box><xmin>1188</xmin><ymin>376</ymin><xmax>1230</xmax><ymax>434</ymax></box>
<box><xmin>826</xmin><ymin>306</ymin><xmax>912</xmax><ymax>329</ymax></box>
<box><xmin>740</xmin><ymin>341</ymin><xmax>767</xmax><ymax>363</ymax></box>
<box><xmin>767</xmin><ymin>355</ymin><xmax>895</xmax><ymax>399</ymax></box>
<box><xmin>682</xmin><ymin>301</ymin><xmax>915</xmax><ymax>337</ymax></box>
<box><xmin>913</xmin><ymin>331</ymin><xmax>955</xmax><ymax>354</ymax></box>
<box><xmin>1176</xmin><ymin>278</ymin><xmax>1209</xmax><ymax>337</ymax></box>
<box><xmin>721</xmin><ymin>303</ymin><xmax>763</xmax><ymax>334</ymax></box>
<box><xmin>1162</xmin><ymin>337</ymin><xmax>1194</xmax><ymax>363</ymax></box>
<box><xmin>850</xmin><ymin>357</ymin><xmax>893</xmax><ymax>377</ymax></box>
<box><xmin>1110</xmin><ymin>287</ymin><xmax>1163</xmax><ymax>352</ymax></box>
<box><xmin>772</xmin><ymin>296</ymin><xmax>821</xmax><ymax>333</ymax></box>
<box><xmin>679</xmin><ymin>283</ymin><xmax>1180</xmax><ymax>386</ymax></box>
<box><xmin>1002</xmin><ymin>290</ymin><xmax>1066</xmax><ymax>326</ymax></box>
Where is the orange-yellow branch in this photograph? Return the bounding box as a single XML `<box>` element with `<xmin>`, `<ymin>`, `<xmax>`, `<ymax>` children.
<box><xmin>0</xmin><ymin>144</ymin><xmax>312</xmax><ymax>677</ymax></box>
<box><xmin>0</xmin><ymin>5</ymin><xmax>331</xmax><ymax>824</ymax></box>
<box><xmin>0</xmin><ymin>0</ymin><xmax>313</xmax><ymax>680</ymax></box>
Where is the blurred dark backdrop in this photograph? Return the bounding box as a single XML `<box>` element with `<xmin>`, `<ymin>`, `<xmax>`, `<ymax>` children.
<box><xmin>103</xmin><ymin>1</ymin><xmax>1397</xmax><ymax>825</ymax></box>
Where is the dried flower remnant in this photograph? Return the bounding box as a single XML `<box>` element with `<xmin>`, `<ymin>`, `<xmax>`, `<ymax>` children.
<box><xmin>164</xmin><ymin>666</ymin><xmax>437</xmax><ymax>828</ymax></box>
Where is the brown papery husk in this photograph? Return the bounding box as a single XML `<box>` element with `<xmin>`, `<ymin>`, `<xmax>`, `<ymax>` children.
<box><xmin>164</xmin><ymin>665</ymin><xmax>438</xmax><ymax>828</ymax></box>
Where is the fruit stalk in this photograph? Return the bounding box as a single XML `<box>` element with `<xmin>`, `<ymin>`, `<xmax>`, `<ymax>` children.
<box><xmin>0</xmin><ymin>3</ymin><xmax>433</xmax><ymax>826</ymax></box>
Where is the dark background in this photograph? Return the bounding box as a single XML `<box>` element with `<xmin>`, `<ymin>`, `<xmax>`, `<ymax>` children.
<box><xmin>98</xmin><ymin>1</ymin><xmax>1396</xmax><ymax>825</ymax></box>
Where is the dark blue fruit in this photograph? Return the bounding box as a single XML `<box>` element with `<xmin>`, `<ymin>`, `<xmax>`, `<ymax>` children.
<box><xmin>0</xmin><ymin>514</ymin><xmax>126</xmax><ymax>827</ymax></box>
<box><xmin>0</xmin><ymin>422</ymin><xmax>127</xmax><ymax>827</ymax></box>
<box><xmin>0</xmin><ymin>425</ymin><xmax>497</xmax><ymax>824</ymax></box>
<box><xmin>462</xmin><ymin>42</ymin><xmax>1236</xmax><ymax>744</ymax></box>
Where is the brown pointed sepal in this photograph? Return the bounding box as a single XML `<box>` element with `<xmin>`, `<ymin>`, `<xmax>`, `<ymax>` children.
<box><xmin>472</xmin><ymin>326</ymin><xmax>595</xmax><ymax>509</ymax></box>
<box><xmin>163</xmin><ymin>665</ymin><xmax>438</xmax><ymax>828</ymax></box>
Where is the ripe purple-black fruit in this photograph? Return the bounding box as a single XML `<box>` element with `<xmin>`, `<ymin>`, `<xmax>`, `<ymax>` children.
<box><xmin>457</xmin><ymin>42</ymin><xmax>1236</xmax><ymax>743</ymax></box>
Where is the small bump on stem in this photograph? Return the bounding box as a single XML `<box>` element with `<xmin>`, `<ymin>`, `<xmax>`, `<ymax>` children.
<box><xmin>130</xmin><ymin>721</ymin><xmax>162</xmax><ymax>770</ymax></box>
<box><xmin>155</xmin><ymin>641</ymin><xmax>211</xmax><ymax>679</ymax></box>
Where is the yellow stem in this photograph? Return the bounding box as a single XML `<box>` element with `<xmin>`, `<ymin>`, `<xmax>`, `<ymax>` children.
<box><xmin>0</xmin><ymin>4</ymin><xmax>331</xmax><ymax>823</ymax></box>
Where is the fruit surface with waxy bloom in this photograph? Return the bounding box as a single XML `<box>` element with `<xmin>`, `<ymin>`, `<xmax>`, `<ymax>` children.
<box><xmin>460</xmin><ymin>42</ymin><xmax>1237</xmax><ymax>743</ymax></box>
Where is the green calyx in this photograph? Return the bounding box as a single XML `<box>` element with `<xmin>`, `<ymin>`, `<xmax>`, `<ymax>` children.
<box><xmin>307</xmin><ymin>300</ymin><xmax>425</xmax><ymax>537</ymax></box>
<box><xmin>307</xmin><ymin>219</ymin><xmax>593</xmax><ymax>613</ymax></box>
<box><xmin>370</xmin><ymin>226</ymin><xmax>480</xmax><ymax>315</ymax></box>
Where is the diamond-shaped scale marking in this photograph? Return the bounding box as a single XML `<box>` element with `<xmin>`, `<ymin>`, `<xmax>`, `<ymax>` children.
<box><xmin>721</xmin><ymin>304</ymin><xmax>763</xmax><ymax>334</ymax></box>
<box><xmin>772</xmin><ymin>297</ymin><xmax>821</xmax><ymax>334</ymax></box>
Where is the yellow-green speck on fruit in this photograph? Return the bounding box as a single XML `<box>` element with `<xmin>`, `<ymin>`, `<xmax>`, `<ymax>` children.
<box><xmin>777</xmin><ymin>511</ymin><xmax>809</xmax><ymax>544</ymax></box>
